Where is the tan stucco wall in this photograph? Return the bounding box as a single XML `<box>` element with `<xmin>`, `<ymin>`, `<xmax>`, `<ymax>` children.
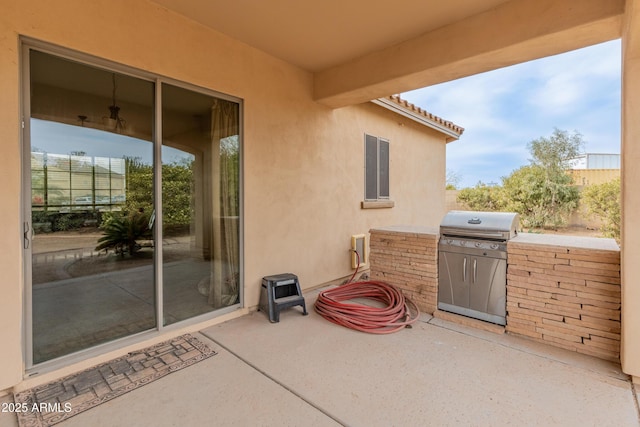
<box><xmin>0</xmin><ymin>0</ymin><xmax>448</xmax><ymax>389</ymax></box>
<box><xmin>0</xmin><ymin>6</ymin><xmax>25</xmax><ymax>392</ymax></box>
<box><xmin>569</xmin><ymin>168</ymin><xmax>621</xmax><ymax>186</ymax></box>
<box><xmin>244</xmin><ymin>98</ymin><xmax>448</xmax><ymax>304</ymax></box>
<box><xmin>621</xmin><ymin>0</ymin><xmax>640</xmax><ymax>382</ymax></box>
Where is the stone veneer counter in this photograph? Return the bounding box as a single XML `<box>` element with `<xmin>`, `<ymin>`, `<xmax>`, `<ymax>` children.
<box><xmin>506</xmin><ymin>233</ymin><xmax>621</xmax><ymax>361</ymax></box>
<box><xmin>509</xmin><ymin>232</ymin><xmax>620</xmax><ymax>251</ymax></box>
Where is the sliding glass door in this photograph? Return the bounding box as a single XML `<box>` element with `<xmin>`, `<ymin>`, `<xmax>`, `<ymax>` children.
<box><xmin>161</xmin><ymin>84</ymin><xmax>240</xmax><ymax>325</ymax></box>
<box><xmin>24</xmin><ymin>45</ymin><xmax>241</xmax><ymax>366</ymax></box>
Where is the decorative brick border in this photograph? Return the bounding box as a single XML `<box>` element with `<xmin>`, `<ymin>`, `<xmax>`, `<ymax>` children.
<box><xmin>15</xmin><ymin>334</ymin><xmax>216</xmax><ymax>427</ymax></box>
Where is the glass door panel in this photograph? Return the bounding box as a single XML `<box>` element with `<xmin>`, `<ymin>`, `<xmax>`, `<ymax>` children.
<box><xmin>29</xmin><ymin>51</ymin><xmax>155</xmax><ymax>364</ymax></box>
<box><xmin>161</xmin><ymin>84</ymin><xmax>240</xmax><ymax>325</ymax></box>
<box><xmin>25</xmin><ymin>46</ymin><xmax>242</xmax><ymax>366</ymax></box>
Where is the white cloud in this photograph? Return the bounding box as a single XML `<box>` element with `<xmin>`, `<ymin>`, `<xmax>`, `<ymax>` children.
<box><xmin>524</xmin><ymin>41</ymin><xmax>621</xmax><ymax>116</ymax></box>
<box><xmin>402</xmin><ymin>40</ymin><xmax>621</xmax><ymax>188</ymax></box>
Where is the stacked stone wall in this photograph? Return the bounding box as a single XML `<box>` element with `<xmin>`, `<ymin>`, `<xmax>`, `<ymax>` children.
<box><xmin>369</xmin><ymin>227</ymin><xmax>438</xmax><ymax>314</ymax></box>
<box><xmin>506</xmin><ymin>237</ymin><xmax>621</xmax><ymax>361</ymax></box>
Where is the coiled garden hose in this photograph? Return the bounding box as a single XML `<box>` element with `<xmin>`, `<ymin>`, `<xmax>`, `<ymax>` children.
<box><xmin>314</xmin><ymin>251</ymin><xmax>420</xmax><ymax>334</ymax></box>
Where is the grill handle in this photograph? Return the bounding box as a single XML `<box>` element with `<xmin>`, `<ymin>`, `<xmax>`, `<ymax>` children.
<box><xmin>441</xmin><ymin>228</ymin><xmax>510</xmax><ymax>240</ymax></box>
<box><xmin>463</xmin><ymin>257</ymin><xmax>467</xmax><ymax>282</ymax></box>
<box><xmin>473</xmin><ymin>258</ymin><xmax>477</xmax><ymax>283</ymax></box>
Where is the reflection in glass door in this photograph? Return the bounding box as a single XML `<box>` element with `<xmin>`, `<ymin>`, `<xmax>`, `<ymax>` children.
<box><xmin>28</xmin><ymin>51</ymin><xmax>156</xmax><ymax>364</ymax></box>
<box><xmin>25</xmin><ymin>46</ymin><xmax>242</xmax><ymax>366</ymax></box>
<box><xmin>161</xmin><ymin>84</ymin><xmax>240</xmax><ymax>324</ymax></box>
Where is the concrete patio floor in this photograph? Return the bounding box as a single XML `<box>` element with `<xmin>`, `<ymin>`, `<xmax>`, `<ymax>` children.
<box><xmin>1</xmin><ymin>288</ymin><xmax>639</xmax><ymax>426</ymax></box>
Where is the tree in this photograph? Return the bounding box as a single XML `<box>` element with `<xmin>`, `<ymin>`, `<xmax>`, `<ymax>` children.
<box><xmin>446</xmin><ymin>170</ymin><xmax>462</xmax><ymax>190</ymax></box>
<box><xmin>124</xmin><ymin>157</ymin><xmax>154</xmax><ymax>216</ymax></box>
<box><xmin>528</xmin><ymin>128</ymin><xmax>583</xmax><ymax>174</ymax></box>
<box><xmin>520</xmin><ymin>129</ymin><xmax>583</xmax><ymax>228</ymax></box>
<box><xmin>122</xmin><ymin>156</ymin><xmax>194</xmax><ymax>233</ymax></box>
<box><xmin>501</xmin><ymin>165</ymin><xmax>579</xmax><ymax>228</ymax></box>
<box><xmin>162</xmin><ymin>159</ymin><xmax>194</xmax><ymax>232</ymax></box>
<box><xmin>581</xmin><ymin>178</ymin><xmax>620</xmax><ymax>240</ymax></box>
<box><xmin>456</xmin><ymin>129</ymin><xmax>582</xmax><ymax>229</ymax></box>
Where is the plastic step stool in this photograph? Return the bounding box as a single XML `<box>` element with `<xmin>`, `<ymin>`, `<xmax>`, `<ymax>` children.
<box><xmin>259</xmin><ymin>273</ymin><xmax>308</xmax><ymax>323</ymax></box>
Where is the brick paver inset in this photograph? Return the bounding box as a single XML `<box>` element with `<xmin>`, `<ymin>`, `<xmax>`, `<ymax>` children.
<box><xmin>14</xmin><ymin>334</ymin><xmax>216</xmax><ymax>427</ymax></box>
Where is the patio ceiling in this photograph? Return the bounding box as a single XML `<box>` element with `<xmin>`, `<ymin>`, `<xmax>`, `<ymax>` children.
<box><xmin>152</xmin><ymin>0</ymin><xmax>624</xmax><ymax>107</ymax></box>
<box><xmin>151</xmin><ymin>0</ymin><xmax>512</xmax><ymax>72</ymax></box>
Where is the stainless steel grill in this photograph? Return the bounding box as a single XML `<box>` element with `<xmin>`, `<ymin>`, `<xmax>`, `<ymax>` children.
<box><xmin>437</xmin><ymin>210</ymin><xmax>519</xmax><ymax>325</ymax></box>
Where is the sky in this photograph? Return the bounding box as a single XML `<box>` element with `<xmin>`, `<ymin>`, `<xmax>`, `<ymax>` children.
<box><xmin>401</xmin><ymin>39</ymin><xmax>621</xmax><ymax>189</ymax></box>
<box><xmin>31</xmin><ymin>119</ymin><xmax>190</xmax><ymax>165</ymax></box>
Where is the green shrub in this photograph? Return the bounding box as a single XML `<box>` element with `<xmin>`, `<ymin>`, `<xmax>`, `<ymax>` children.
<box><xmin>456</xmin><ymin>182</ymin><xmax>504</xmax><ymax>211</ymax></box>
<box><xmin>95</xmin><ymin>211</ymin><xmax>152</xmax><ymax>256</ymax></box>
<box><xmin>501</xmin><ymin>165</ymin><xmax>579</xmax><ymax>229</ymax></box>
<box><xmin>581</xmin><ymin>178</ymin><xmax>620</xmax><ymax>240</ymax></box>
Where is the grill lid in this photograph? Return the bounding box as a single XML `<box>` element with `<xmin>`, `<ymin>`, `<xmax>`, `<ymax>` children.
<box><xmin>440</xmin><ymin>210</ymin><xmax>519</xmax><ymax>240</ymax></box>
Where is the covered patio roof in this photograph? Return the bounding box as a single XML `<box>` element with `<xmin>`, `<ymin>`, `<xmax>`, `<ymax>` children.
<box><xmin>151</xmin><ymin>0</ymin><xmax>624</xmax><ymax>107</ymax></box>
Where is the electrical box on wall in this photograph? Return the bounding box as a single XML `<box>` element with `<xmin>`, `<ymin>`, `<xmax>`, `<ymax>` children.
<box><xmin>351</xmin><ymin>234</ymin><xmax>368</xmax><ymax>269</ymax></box>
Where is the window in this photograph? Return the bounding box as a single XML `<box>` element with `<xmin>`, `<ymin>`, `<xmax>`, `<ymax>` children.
<box><xmin>363</xmin><ymin>134</ymin><xmax>393</xmax><ymax>208</ymax></box>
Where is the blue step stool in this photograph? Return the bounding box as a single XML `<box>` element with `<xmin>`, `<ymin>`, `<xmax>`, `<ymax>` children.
<box><xmin>259</xmin><ymin>273</ymin><xmax>308</xmax><ymax>323</ymax></box>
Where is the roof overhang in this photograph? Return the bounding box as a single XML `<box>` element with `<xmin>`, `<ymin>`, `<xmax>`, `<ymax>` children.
<box><xmin>371</xmin><ymin>96</ymin><xmax>464</xmax><ymax>142</ymax></box>
<box><xmin>151</xmin><ymin>0</ymin><xmax>624</xmax><ymax>108</ymax></box>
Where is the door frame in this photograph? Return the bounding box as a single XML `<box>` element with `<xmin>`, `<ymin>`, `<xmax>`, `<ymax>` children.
<box><xmin>20</xmin><ymin>37</ymin><xmax>244</xmax><ymax>374</ymax></box>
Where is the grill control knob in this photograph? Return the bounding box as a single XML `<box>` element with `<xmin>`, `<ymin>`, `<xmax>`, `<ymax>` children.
<box><xmin>475</xmin><ymin>242</ymin><xmax>482</xmax><ymax>247</ymax></box>
<box><xmin>490</xmin><ymin>243</ymin><xmax>499</xmax><ymax>249</ymax></box>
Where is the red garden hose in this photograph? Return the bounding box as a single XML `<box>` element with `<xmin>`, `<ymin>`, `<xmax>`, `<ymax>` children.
<box><xmin>314</xmin><ymin>252</ymin><xmax>420</xmax><ymax>334</ymax></box>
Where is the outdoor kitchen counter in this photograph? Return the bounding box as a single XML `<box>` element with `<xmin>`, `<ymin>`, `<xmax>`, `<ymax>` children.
<box><xmin>369</xmin><ymin>225</ymin><xmax>439</xmax><ymax>236</ymax></box>
<box><xmin>506</xmin><ymin>233</ymin><xmax>621</xmax><ymax>361</ymax></box>
<box><xmin>509</xmin><ymin>232</ymin><xmax>620</xmax><ymax>251</ymax></box>
<box><xmin>369</xmin><ymin>226</ymin><xmax>622</xmax><ymax>362</ymax></box>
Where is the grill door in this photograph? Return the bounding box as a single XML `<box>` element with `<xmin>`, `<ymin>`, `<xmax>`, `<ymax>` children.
<box><xmin>438</xmin><ymin>251</ymin><xmax>469</xmax><ymax>307</ymax></box>
<box><xmin>438</xmin><ymin>249</ymin><xmax>506</xmax><ymax>325</ymax></box>
<box><xmin>468</xmin><ymin>256</ymin><xmax>506</xmax><ymax>320</ymax></box>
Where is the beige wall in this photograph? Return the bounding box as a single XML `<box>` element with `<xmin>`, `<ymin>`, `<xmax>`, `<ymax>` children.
<box><xmin>0</xmin><ymin>0</ymin><xmax>448</xmax><ymax>390</ymax></box>
<box><xmin>622</xmin><ymin>0</ymin><xmax>640</xmax><ymax>382</ymax></box>
<box><xmin>569</xmin><ymin>169</ymin><xmax>621</xmax><ymax>186</ymax></box>
<box><xmin>0</xmin><ymin>4</ymin><xmax>24</xmax><ymax>391</ymax></box>
<box><xmin>244</xmin><ymin>100</ymin><xmax>447</xmax><ymax>303</ymax></box>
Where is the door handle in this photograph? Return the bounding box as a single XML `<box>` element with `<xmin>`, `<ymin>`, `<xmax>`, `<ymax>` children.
<box><xmin>463</xmin><ymin>257</ymin><xmax>467</xmax><ymax>283</ymax></box>
<box><xmin>473</xmin><ymin>258</ymin><xmax>477</xmax><ymax>283</ymax></box>
<box><xmin>23</xmin><ymin>222</ymin><xmax>30</xmax><ymax>249</ymax></box>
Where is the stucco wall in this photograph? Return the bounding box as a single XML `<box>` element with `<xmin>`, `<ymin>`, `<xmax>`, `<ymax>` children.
<box><xmin>622</xmin><ymin>0</ymin><xmax>640</xmax><ymax>383</ymax></box>
<box><xmin>0</xmin><ymin>0</ymin><xmax>448</xmax><ymax>389</ymax></box>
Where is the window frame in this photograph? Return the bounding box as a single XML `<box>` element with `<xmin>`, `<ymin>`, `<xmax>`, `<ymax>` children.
<box><xmin>363</xmin><ymin>134</ymin><xmax>393</xmax><ymax>208</ymax></box>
